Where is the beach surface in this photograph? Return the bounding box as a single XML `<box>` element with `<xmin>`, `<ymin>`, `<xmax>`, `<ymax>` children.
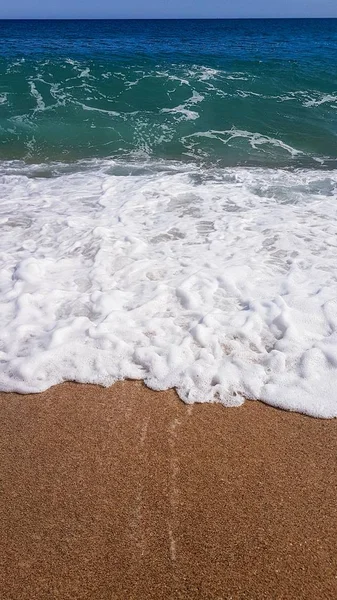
<box><xmin>1</xmin><ymin>381</ymin><xmax>337</xmax><ymax>600</ymax></box>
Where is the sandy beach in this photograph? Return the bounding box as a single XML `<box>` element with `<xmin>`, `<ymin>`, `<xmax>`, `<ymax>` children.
<box><xmin>1</xmin><ymin>381</ymin><xmax>336</xmax><ymax>599</ymax></box>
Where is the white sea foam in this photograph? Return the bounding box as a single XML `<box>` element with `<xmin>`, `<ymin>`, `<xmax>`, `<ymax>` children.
<box><xmin>79</xmin><ymin>67</ymin><xmax>91</xmax><ymax>78</ymax></box>
<box><xmin>273</xmin><ymin>91</ymin><xmax>337</xmax><ymax>108</ymax></box>
<box><xmin>78</xmin><ymin>103</ymin><xmax>121</xmax><ymax>118</ymax></box>
<box><xmin>303</xmin><ymin>94</ymin><xmax>337</xmax><ymax>108</ymax></box>
<box><xmin>182</xmin><ymin>128</ymin><xmax>302</xmax><ymax>158</ymax></box>
<box><xmin>1</xmin><ymin>160</ymin><xmax>337</xmax><ymax>417</ymax></box>
<box><xmin>161</xmin><ymin>91</ymin><xmax>204</xmax><ymax>121</ymax></box>
<box><xmin>28</xmin><ymin>81</ymin><xmax>46</xmax><ymax>112</ymax></box>
<box><xmin>0</xmin><ymin>93</ymin><xmax>8</xmax><ymax>105</ymax></box>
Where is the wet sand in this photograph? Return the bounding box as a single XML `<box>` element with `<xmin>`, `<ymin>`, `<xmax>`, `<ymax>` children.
<box><xmin>1</xmin><ymin>381</ymin><xmax>337</xmax><ymax>599</ymax></box>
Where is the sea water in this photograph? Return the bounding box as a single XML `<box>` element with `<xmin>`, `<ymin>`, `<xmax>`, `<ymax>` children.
<box><xmin>1</xmin><ymin>19</ymin><xmax>337</xmax><ymax>416</ymax></box>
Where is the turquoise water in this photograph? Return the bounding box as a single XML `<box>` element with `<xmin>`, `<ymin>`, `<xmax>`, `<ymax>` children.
<box><xmin>1</xmin><ymin>19</ymin><xmax>337</xmax><ymax>167</ymax></box>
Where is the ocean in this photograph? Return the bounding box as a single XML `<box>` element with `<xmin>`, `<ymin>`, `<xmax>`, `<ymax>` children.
<box><xmin>1</xmin><ymin>19</ymin><xmax>337</xmax><ymax>416</ymax></box>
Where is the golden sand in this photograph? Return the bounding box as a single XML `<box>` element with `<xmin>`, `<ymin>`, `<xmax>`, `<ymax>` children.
<box><xmin>1</xmin><ymin>381</ymin><xmax>336</xmax><ymax>599</ymax></box>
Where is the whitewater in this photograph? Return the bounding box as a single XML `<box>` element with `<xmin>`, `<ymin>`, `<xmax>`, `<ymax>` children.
<box><xmin>1</xmin><ymin>159</ymin><xmax>337</xmax><ymax>417</ymax></box>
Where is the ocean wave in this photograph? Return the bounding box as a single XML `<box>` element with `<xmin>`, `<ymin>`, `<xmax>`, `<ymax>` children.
<box><xmin>1</xmin><ymin>159</ymin><xmax>337</xmax><ymax>417</ymax></box>
<box><xmin>1</xmin><ymin>55</ymin><xmax>336</xmax><ymax>166</ymax></box>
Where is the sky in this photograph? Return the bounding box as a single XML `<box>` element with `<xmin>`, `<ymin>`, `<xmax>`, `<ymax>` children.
<box><xmin>1</xmin><ymin>0</ymin><xmax>337</xmax><ymax>19</ymax></box>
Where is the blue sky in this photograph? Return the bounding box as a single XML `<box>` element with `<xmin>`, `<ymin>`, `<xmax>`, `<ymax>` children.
<box><xmin>1</xmin><ymin>0</ymin><xmax>337</xmax><ymax>19</ymax></box>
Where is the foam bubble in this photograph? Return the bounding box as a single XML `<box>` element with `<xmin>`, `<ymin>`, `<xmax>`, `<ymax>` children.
<box><xmin>1</xmin><ymin>160</ymin><xmax>337</xmax><ymax>417</ymax></box>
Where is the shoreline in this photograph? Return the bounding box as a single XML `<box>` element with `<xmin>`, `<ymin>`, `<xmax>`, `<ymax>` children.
<box><xmin>1</xmin><ymin>380</ymin><xmax>337</xmax><ymax>599</ymax></box>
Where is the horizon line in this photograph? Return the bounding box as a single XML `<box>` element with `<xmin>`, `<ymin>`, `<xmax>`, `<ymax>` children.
<box><xmin>1</xmin><ymin>16</ymin><xmax>337</xmax><ymax>21</ymax></box>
